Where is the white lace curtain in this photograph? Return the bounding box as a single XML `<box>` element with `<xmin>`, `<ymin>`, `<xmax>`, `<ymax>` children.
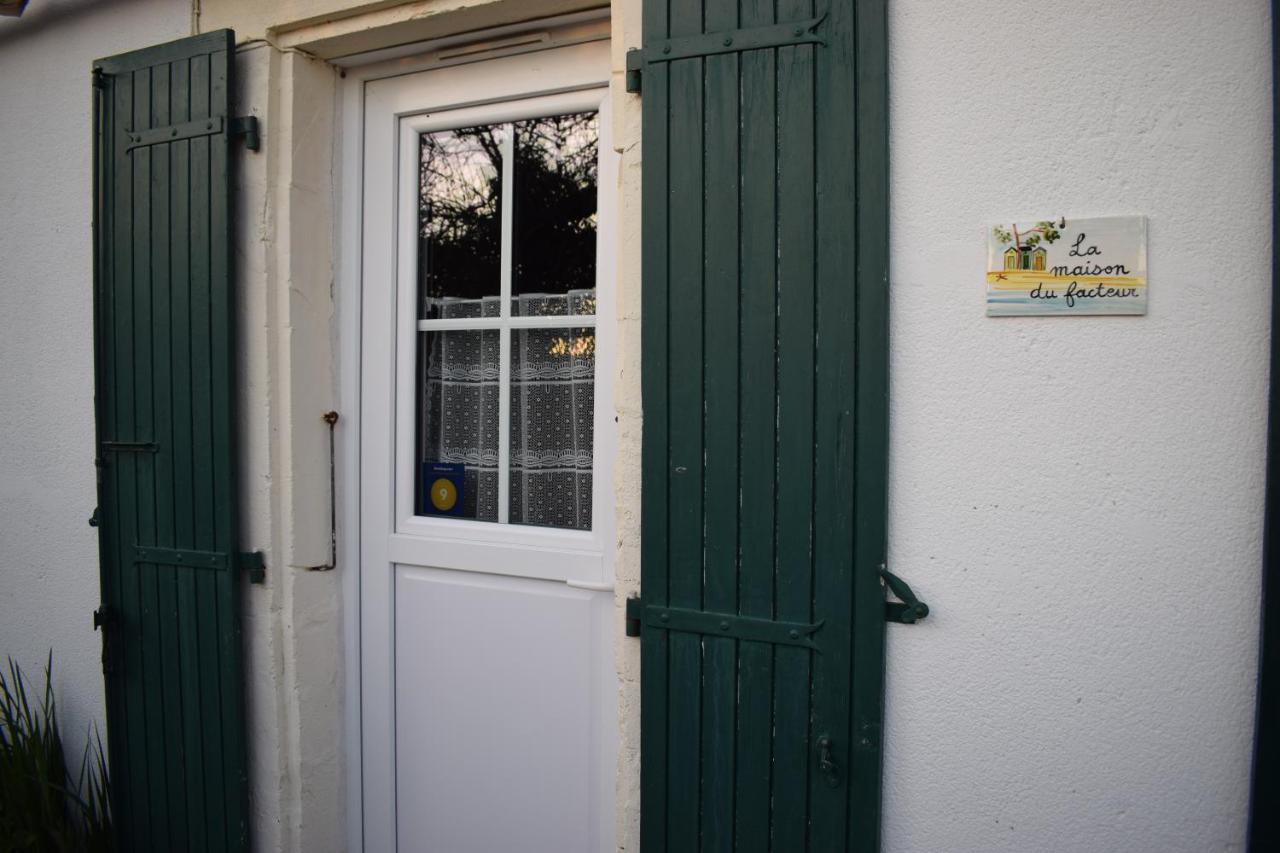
<box><xmin>420</xmin><ymin>290</ymin><xmax>594</xmax><ymax>530</ymax></box>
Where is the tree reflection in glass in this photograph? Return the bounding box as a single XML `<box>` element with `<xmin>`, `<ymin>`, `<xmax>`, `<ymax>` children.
<box><xmin>415</xmin><ymin>113</ymin><xmax>599</xmax><ymax>529</ymax></box>
<box><xmin>418</xmin><ymin>126</ymin><xmax>504</xmax><ymax>321</ymax></box>
<box><xmin>513</xmin><ymin>112</ymin><xmax>598</xmax><ymax>316</ymax></box>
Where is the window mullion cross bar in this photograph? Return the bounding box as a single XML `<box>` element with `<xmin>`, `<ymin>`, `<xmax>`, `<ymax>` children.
<box><xmin>417</xmin><ymin>315</ymin><xmax>597</xmax><ymax>331</ymax></box>
<box><xmin>497</xmin><ymin>123</ymin><xmax>515</xmax><ymax>524</ymax></box>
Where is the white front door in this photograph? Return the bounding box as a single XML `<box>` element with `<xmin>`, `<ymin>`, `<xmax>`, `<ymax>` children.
<box><xmin>357</xmin><ymin>31</ymin><xmax>617</xmax><ymax>852</ymax></box>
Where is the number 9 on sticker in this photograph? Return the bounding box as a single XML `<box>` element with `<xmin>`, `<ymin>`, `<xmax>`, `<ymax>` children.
<box><xmin>422</xmin><ymin>462</ymin><xmax>465</xmax><ymax>517</ymax></box>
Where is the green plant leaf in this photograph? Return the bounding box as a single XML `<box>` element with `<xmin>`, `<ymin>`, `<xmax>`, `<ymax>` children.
<box><xmin>0</xmin><ymin>655</ymin><xmax>114</xmax><ymax>851</ymax></box>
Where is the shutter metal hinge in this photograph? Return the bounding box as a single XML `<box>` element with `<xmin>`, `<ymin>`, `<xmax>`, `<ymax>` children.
<box><xmin>880</xmin><ymin>566</ymin><xmax>930</xmax><ymax>624</ymax></box>
<box><xmin>92</xmin><ymin>606</ymin><xmax>115</xmax><ymax>631</ymax></box>
<box><xmin>93</xmin><ymin>606</ymin><xmax>119</xmax><ymax>675</ymax></box>
<box><xmin>238</xmin><ymin>551</ymin><xmax>266</xmax><ymax>584</ymax></box>
<box><xmin>626</xmin><ymin>596</ymin><xmax>642</xmax><ymax>636</ymax></box>
<box><xmin>230</xmin><ymin>115</ymin><xmax>260</xmax><ymax>152</ymax></box>
<box><xmin>625</xmin><ymin>14</ymin><xmax>826</xmax><ymax>94</ymax></box>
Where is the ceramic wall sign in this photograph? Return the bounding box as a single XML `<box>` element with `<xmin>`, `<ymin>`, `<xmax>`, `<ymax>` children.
<box><xmin>986</xmin><ymin>215</ymin><xmax>1147</xmax><ymax>316</ymax></box>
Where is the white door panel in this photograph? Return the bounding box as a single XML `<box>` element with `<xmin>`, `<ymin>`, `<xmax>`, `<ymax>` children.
<box><xmin>356</xmin><ymin>28</ymin><xmax>617</xmax><ymax>852</ymax></box>
<box><xmin>394</xmin><ymin>567</ymin><xmax>605</xmax><ymax>852</ymax></box>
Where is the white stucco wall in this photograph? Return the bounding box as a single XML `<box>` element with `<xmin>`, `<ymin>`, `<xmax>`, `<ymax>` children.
<box><xmin>0</xmin><ymin>0</ymin><xmax>189</xmax><ymax>761</ymax></box>
<box><xmin>884</xmin><ymin>1</ymin><xmax>1270</xmax><ymax>851</ymax></box>
<box><xmin>1</xmin><ymin>1</ymin><xmax>1271</xmax><ymax>852</ymax></box>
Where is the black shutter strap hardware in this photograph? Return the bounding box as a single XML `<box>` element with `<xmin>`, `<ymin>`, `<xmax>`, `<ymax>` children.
<box><xmin>101</xmin><ymin>440</ymin><xmax>159</xmax><ymax>453</ymax></box>
<box><xmin>880</xmin><ymin>566</ymin><xmax>930</xmax><ymax>624</ymax></box>
<box><xmin>131</xmin><ymin>545</ymin><xmax>267</xmax><ymax>584</ymax></box>
<box><xmin>624</xmin><ymin>597</ymin><xmax>824</xmax><ymax>651</ymax></box>
<box><xmin>97</xmin><ymin>441</ymin><xmax>158</xmax><ymax>468</ymax></box>
<box><xmin>123</xmin><ymin>114</ymin><xmax>259</xmax><ymax>152</ymax></box>
<box><xmin>625</xmin><ymin>14</ymin><xmax>827</xmax><ymax>93</ymax></box>
<box><xmin>126</xmin><ymin>116</ymin><xmax>224</xmax><ymax>150</ymax></box>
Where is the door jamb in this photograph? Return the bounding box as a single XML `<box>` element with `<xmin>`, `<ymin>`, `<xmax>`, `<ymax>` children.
<box><xmin>337</xmin><ymin>60</ymin><xmax>366</xmax><ymax>853</ymax></box>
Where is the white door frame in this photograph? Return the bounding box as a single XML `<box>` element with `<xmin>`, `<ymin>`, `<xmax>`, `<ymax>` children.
<box><xmin>337</xmin><ymin>15</ymin><xmax>615</xmax><ymax>852</ymax></box>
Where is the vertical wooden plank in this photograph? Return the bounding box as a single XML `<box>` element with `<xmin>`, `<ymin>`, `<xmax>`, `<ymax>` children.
<box><xmin>809</xmin><ymin>0</ymin><xmax>859</xmax><ymax>845</ymax></box>
<box><xmin>169</xmin><ymin>55</ymin><xmax>195</xmax><ymax>616</ymax></box>
<box><xmin>187</xmin><ymin>49</ymin><xmax>230</xmax><ymax>852</ymax></box>
<box><xmin>107</xmin><ymin>66</ymin><xmax>147</xmax><ymax>848</ymax></box>
<box><xmin>848</xmin><ymin>2</ymin><xmax>891</xmax><ymax>850</ymax></box>
<box><xmin>169</xmin><ymin>54</ymin><xmax>211</xmax><ymax>852</ymax></box>
<box><xmin>771</xmin><ymin>0</ymin><xmax>818</xmax><ymax>847</ymax></box>
<box><xmin>151</xmin><ymin>59</ymin><xmax>194</xmax><ymax>849</ymax></box>
<box><xmin>151</xmin><ymin>63</ymin><xmax>174</xmax><ymax>559</ymax></box>
<box><xmin>198</xmin><ymin>568</ymin><xmax>227</xmax><ymax>848</ymax></box>
<box><xmin>733</xmin><ymin>1</ymin><xmax>779</xmax><ymax>848</ymax></box>
<box><xmin>188</xmin><ymin>52</ymin><xmax>214</xmax><ymax>573</ymax></box>
<box><xmin>130</xmin><ymin>64</ymin><xmax>172</xmax><ymax>852</ymax></box>
<box><xmin>208</xmin><ymin>36</ymin><xmax>250</xmax><ymax>848</ymax></box>
<box><xmin>699</xmin><ymin>0</ymin><xmax>740</xmax><ymax>850</ymax></box>
<box><xmin>639</xmin><ymin>0</ymin><xmax>672</xmax><ymax>846</ymax></box>
<box><xmin>666</xmin><ymin>0</ymin><xmax>706</xmax><ymax>846</ymax></box>
<box><xmin>209</xmin><ymin>38</ymin><xmax>233</xmax><ymax>559</ymax></box>
<box><xmin>91</xmin><ymin>67</ymin><xmax>126</xmax><ymax>845</ymax></box>
<box><xmin>138</xmin><ymin>560</ymin><xmax>169</xmax><ymax>851</ymax></box>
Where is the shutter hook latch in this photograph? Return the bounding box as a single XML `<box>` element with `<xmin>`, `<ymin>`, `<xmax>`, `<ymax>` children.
<box><xmin>879</xmin><ymin>566</ymin><xmax>930</xmax><ymax>624</ymax></box>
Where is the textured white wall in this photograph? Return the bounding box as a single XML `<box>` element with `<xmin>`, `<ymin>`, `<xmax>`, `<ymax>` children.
<box><xmin>2</xmin><ymin>2</ymin><xmax>1269</xmax><ymax>851</ymax></box>
<box><xmin>0</xmin><ymin>0</ymin><xmax>188</xmax><ymax>760</ymax></box>
<box><xmin>884</xmin><ymin>2</ymin><xmax>1270</xmax><ymax>851</ymax></box>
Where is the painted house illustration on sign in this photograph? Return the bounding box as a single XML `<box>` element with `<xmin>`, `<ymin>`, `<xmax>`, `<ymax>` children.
<box><xmin>1003</xmin><ymin>244</ymin><xmax>1047</xmax><ymax>271</ymax></box>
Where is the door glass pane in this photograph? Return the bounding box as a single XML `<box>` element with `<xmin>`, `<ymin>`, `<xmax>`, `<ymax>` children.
<box><xmin>416</xmin><ymin>329</ymin><xmax>500</xmax><ymax>521</ymax></box>
<box><xmin>509</xmin><ymin>327</ymin><xmax>595</xmax><ymax>530</ymax></box>
<box><xmin>511</xmin><ymin>112</ymin><xmax>598</xmax><ymax>317</ymax></box>
<box><xmin>419</xmin><ymin>126</ymin><xmax>505</xmax><ymax>320</ymax></box>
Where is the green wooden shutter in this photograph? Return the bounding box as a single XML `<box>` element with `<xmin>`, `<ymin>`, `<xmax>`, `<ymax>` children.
<box><xmin>632</xmin><ymin>1</ymin><xmax>893</xmax><ymax>849</ymax></box>
<box><xmin>92</xmin><ymin>30</ymin><xmax>256</xmax><ymax>852</ymax></box>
